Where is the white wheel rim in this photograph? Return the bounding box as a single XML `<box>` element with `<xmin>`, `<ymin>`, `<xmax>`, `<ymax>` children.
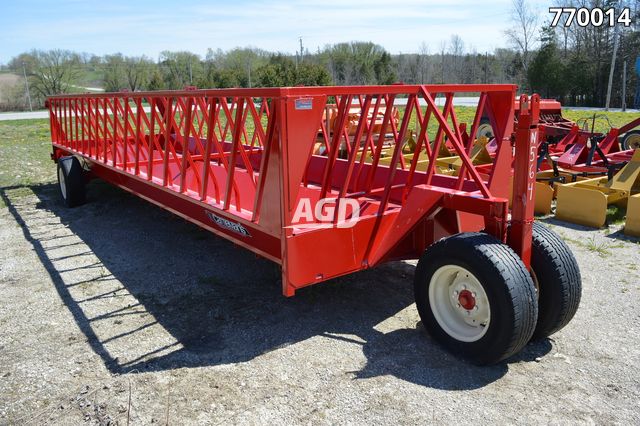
<box><xmin>58</xmin><ymin>167</ymin><xmax>67</xmax><ymax>200</ymax></box>
<box><xmin>429</xmin><ymin>265</ymin><xmax>491</xmax><ymax>342</ymax></box>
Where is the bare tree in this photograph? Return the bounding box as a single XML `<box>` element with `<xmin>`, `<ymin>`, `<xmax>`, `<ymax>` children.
<box><xmin>103</xmin><ymin>54</ymin><xmax>125</xmax><ymax>92</ymax></box>
<box><xmin>449</xmin><ymin>34</ymin><xmax>465</xmax><ymax>81</ymax></box>
<box><xmin>439</xmin><ymin>40</ymin><xmax>447</xmax><ymax>83</ymax></box>
<box><xmin>25</xmin><ymin>50</ymin><xmax>80</xmax><ymax>98</ymax></box>
<box><xmin>505</xmin><ymin>0</ymin><xmax>538</xmax><ymax>76</ymax></box>
<box><xmin>418</xmin><ymin>42</ymin><xmax>430</xmax><ymax>83</ymax></box>
<box><xmin>124</xmin><ymin>56</ymin><xmax>153</xmax><ymax>91</ymax></box>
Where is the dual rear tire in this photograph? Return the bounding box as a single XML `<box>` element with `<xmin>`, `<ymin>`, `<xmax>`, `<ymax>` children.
<box><xmin>414</xmin><ymin>225</ymin><xmax>581</xmax><ymax>365</ymax></box>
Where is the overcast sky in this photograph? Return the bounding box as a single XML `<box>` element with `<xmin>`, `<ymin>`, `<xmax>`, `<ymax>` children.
<box><xmin>0</xmin><ymin>0</ymin><xmax>553</xmax><ymax>64</ymax></box>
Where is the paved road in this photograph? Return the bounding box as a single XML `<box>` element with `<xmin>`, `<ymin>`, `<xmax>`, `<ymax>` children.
<box><xmin>0</xmin><ymin>110</ymin><xmax>50</xmax><ymax>121</ymax></box>
<box><xmin>0</xmin><ymin>107</ymin><xmax>150</xmax><ymax>121</ymax></box>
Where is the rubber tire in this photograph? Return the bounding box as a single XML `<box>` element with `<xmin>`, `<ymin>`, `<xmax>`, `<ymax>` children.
<box><xmin>620</xmin><ymin>130</ymin><xmax>640</xmax><ymax>151</ymax></box>
<box><xmin>414</xmin><ymin>233</ymin><xmax>537</xmax><ymax>365</ymax></box>
<box><xmin>476</xmin><ymin>117</ymin><xmax>494</xmax><ymax>139</ymax></box>
<box><xmin>530</xmin><ymin>222</ymin><xmax>581</xmax><ymax>339</ymax></box>
<box><xmin>57</xmin><ymin>156</ymin><xmax>85</xmax><ymax>207</ymax></box>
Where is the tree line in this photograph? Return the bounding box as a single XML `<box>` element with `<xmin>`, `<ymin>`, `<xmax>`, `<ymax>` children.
<box><xmin>0</xmin><ymin>42</ymin><xmax>534</xmax><ymax>111</ymax></box>
<box><xmin>524</xmin><ymin>0</ymin><xmax>639</xmax><ymax>108</ymax></box>
<box><xmin>0</xmin><ymin>0</ymin><xmax>638</xmax><ymax>111</ymax></box>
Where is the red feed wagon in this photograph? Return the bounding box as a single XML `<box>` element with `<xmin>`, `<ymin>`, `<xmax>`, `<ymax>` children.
<box><xmin>47</xmin><ymin>85</ymin><xmax>581</xmax><ymax>364</ymax></box>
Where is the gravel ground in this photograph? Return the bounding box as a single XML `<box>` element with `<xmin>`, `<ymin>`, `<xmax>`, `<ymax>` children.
<box><xmin>1</xmin><ymin>180</ymin><xmax>639</xmax><ymax>424</ymax></box>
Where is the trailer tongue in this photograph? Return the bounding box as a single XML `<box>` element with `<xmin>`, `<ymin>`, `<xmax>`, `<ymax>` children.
<box><xmin>48</xmin><ymin>85</ymin><xmax>581</xmax><ymax>364</ymax></box>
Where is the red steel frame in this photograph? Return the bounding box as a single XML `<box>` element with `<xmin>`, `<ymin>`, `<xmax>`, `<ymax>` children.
<box><xmin>537</xmin><ymin>115</ymin><xmax>640</xmax><ymax>174</ymax></box>
<box><xmin>48</xmin><ymin>85</ymin><xmax>539</xmax><ymax>296</ymax></box>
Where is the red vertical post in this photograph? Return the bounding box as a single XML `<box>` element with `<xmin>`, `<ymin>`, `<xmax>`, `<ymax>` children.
<box><xmin>134</xmin><ymin>97</ymin><xmax>142</xmax><ymax>176</ymax></box>
<box><xmin>61</xmin><ymin>98</ymin><xmax>66</xmax><ymax>145</ymax></box>
<box><xmin>63</xmin><ymin>98</ymin><xmax>69</xmax><ymax>146</ymax></box>
<box><xmin>147</xmin><ymin>98</ymin><xmax>155</xmax><ymax>181</ymax></box>
<box><xmin>180</xmin><ymin>97</ymin><xmax>192</xmax><ymax>193</ymax></box>
<box><xmin>46</xmin><ymin>100</ymin><xmax>56</xmax><ymax>144</ymax></box>
<box><xmin>112</xmin><ymin>98</ymin><xmax>119</xmax><ymax>166</ymax></box>
<box><xmin>123</xmin><ymin>96</ymin><xmax>129</xmax><ymax>170</ymax></box>
<box><xmin>73</xmin><ymin>99</ymin><xmax>79</xmax><ymax>151</ymax></box>
<box><xmin>103</xmin><ymin>99</ymin><xmax>108</xmax><ymax>163</ymax></box>
<box><xmin>91</xmin><ymin>99</ymin><xmax>99</xmax><ymax>159</ymax></box>
<box><xmin>79</xmin><ymin>99</ymin><xmax>86</xmax><ymax>154</ymax></box>
<box><xmin>508</xmin><ymin>94</ymin><xmax>540</xmax><ymax>269</ymax></box>
<box><xmin>163</xmin><ymin>97</ymin><xmax>173</xmax><ymax>187</ymax></box>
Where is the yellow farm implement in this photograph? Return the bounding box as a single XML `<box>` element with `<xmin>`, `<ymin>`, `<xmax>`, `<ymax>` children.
<box><xmin>625</xmin><ymin>193</ymin><xmax>640</xmax><ymax>237</ymax></box>
<box><xmin>555</xmin><ymin>150</ymin><xmax>640</xmax><ymax>228</ymax></box>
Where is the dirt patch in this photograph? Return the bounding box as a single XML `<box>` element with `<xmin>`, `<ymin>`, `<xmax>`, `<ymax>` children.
<box><xmin>1</xmin><ymin>179</ymin><xmax>639</xmax><ymax>424</ymax></box>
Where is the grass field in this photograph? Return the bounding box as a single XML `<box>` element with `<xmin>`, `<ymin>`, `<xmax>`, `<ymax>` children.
<box><xmin>0</xmin><ymin>119</ymin><xmax>54</xmax><ymax>190</ymax></box>
<box><xmin>563</xmin><ymin>110</ymin><xmax>637</xmax><ymax>132</ymax></box>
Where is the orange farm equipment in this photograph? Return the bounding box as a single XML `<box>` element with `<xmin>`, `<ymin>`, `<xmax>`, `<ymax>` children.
<box><xmin>48</xmin><ymin>85</ymin><xmax>581</xmax><ymax>365</ymax></box>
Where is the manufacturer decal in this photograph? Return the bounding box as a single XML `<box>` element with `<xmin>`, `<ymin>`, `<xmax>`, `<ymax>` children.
<box><xmin>205</xmin><ymin>211</ymin><xmax>251</xmax><ymax>237</ymax></box>
<box><xmin>295</xmin><ymin>98</ymin><xmax>313</xmax><ymax>110</ymax></box>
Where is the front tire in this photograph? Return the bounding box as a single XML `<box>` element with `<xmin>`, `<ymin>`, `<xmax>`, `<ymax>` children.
<box><xmin>57</xmin><ymin>156</ymin><xmax>85</xmax><ymax>207</ymax></box>
<box><xmin>414</xmin><ymin>233</ymin><xmax>537</xmax><ymax>365</ymax></box>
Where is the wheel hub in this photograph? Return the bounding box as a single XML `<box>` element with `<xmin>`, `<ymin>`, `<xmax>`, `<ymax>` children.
<box><xmin>458</xmin><ymin>289</ymin><xmax>476</xmax><ymax>310</ymax></box>
<box><xmin>430</xmin><ymin>265</ymin><xmax>492</xmax><ymax>342</ymax></box>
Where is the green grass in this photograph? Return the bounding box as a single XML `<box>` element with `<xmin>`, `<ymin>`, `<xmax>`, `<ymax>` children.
<box><xmin>584</xmin><ymin>236</ymin><xmax>612</xmax><ymax>257</ymax></box>
<box><xmin>403</xmin><ymin>107</ymin><xmax>635</xmax><ymax>139</ymax></box>
<box><xmin>401</xmin><ymin>106</ymin><xmax>481</xmax><ymax>141</ymax></box>
<box><xmin>559</xmin><ymin>231</ymin><xmax>627</xmax><ymax>258</ymax></box>
<box><xmin>0</xmin><ymin>119</ymin><xmax>55</xmax><ymax>191</ymax></box>
<box><xmin>606</xmin><ymin>205</ymin><xmax>627</xmax><ymax>225</ymax></box>
<box><xmin>562</xmin><ymin>110</ymin><xmax>635</xmax><ymax>134</ymax></box>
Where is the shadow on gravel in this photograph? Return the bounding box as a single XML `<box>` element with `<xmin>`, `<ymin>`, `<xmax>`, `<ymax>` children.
<box><xmin>536</xmin><ymin>216</ymin><xmax>601</xmax><ymax>232</ymax></box>
<box><xmin>604</xmin><ymin>229</ymin><xmax>640</xmax><ymax>243</ymax></box>
<box><xmin>2</xmin><ymin>181</ymin><xmax>551</xmax><ymax>391</ymax></box>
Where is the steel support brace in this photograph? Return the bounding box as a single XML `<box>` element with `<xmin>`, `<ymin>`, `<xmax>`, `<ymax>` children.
<box><xmin>509</xmin><ymin>94</ymin><xmax>540</xmax><ymax>269</ymax></box>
